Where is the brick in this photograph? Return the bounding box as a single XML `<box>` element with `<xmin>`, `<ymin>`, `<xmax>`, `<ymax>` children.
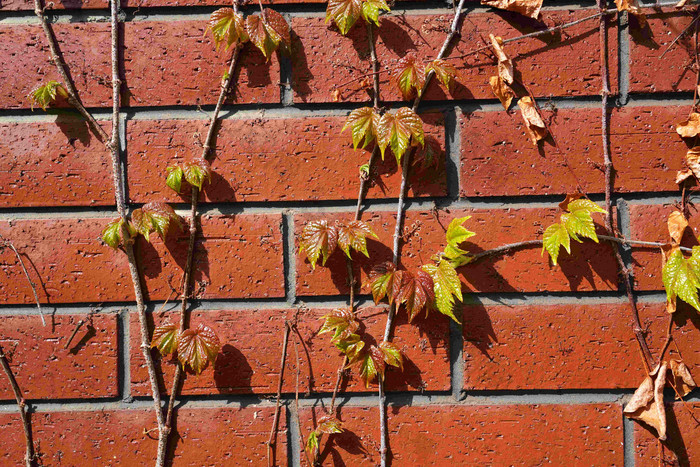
<box><xmin>628</xmin><ymin>204</ymin><xmax>700</xmax><ymax>291</ymax></box>
<box><xmin>629</xmin><ymin>11</ymin><xmax>697</xmax><ymax>94</ymax></box>
<box><xmin>0</xmin><ymin>214</ymin><xmax>284</xmax><ymax>305</ymax></box>
<box><xmin>0</xmin><ymin>313</ymin><xmax>118</xmax><ymax>400</ymax></box>
<box><xmin>0</xmin><ymin>0</ymin><xmax>431</xmax><ymax>9</ymax></box>
<box><xmin>0</xmin><ymin>407</ymin><xmax>286</xmax><ymax>465</ymax></box>
<box><xmin>295</xmin><ymin>208</ymin><xmax>618</xmax><ymax>297</ymax></box>
<box><xmin>635</xmin><ymin>402</ymin><xmax>700</xmax><ymax>466</ymax></box>
<box><xmin>0</xmin><ymin>119</ymin><xmax>114</xmax><ymax>207</ymax></box>
<box><xmin>0</xmin><ymin>22</ymin><xmax>278</xmax><ymax>110</ymax></box>
<box><xmin>292</xmin><ymin>10</ymin><xmax>618</xmax><ymax>104</ymax></box>
<box><xmin>299</xmin><ymin>403</ymin><xmax>623</xmax><ymax>465</ymax></box>
<box><xmin>126</xmin><ymin>113</ymin><xmax>446</xmax><ymax>204</ymax></box>
<box><xmin>460</xmin><ymin>105</ymin><xmax>685</xmax><ymax>197</ymax></box>
<box><xmin>130</xmin><ymin>306</ymin><xmax>449</xmax><ymax>396</ymax></box>
<box><xmin>463</xmin><ymin>301</ymin><xmax>700</xmax><ymax>390</ymax></box>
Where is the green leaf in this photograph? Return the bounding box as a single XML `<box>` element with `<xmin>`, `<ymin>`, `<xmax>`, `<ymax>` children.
<box><xmin>326</xmin><ymin>0</ymin><xmax>363</xmax><ymax>35</ymax></box>
<box><xmin>29</xmin><ymin>81</ymin><xmax>67</xmax><ymax>111</ymax></box>
<box><xmin>365</xmin><ymin>261</ymin><xmax>397</xmax><ymax>304</ymax></box>
<box><xmin>336</xmin><ymin>333</ymin><xmax>365</xmax><ymax>363</ymax></box>
<box><xmin>319</xmin><ymin>308</ymin><xmax>359</xmax><ymax>343</ymax></box>
<box><xmin>262</xmin><ymin>9</ymin><xmax>292</xmax><ymax>54</ymax></box>
<box><xmin>361</xmin><ymin>0</ymin><xmax>390</xmax><ymax>26</ymax></box>
<box><xmin>426</xmin><ymin>59</ymin><xmax>457</xmax><ymax>91</ymax></box>
<box><xmin>166</xmin><ymin>166</ymin><xmax>184</xmax><ymax>193</ymax></box>
<box><xmin>561</xmin><ymin>199</ymin><xmax>606</xmax><ymax>243</ymax></box>
<box><xmin>299</xmin><ymin>220</ymin><xmax>339</xmax><ymax>269</ymax></box>
<box><xmin>245</xmin><ymin>10</ymin><xmax>290</xmax><ymax>60</ymax></box>
<box><xmin>542</xmin><ymin>223</ymin><xmax>570</xmax><ymax>266</ymax></box>
<box><xmin>151</xmin><ymin>323</ymin><xmax>179</xmax><ymax>355</ymax></box>
<box><xmin>357</xmin><ymin>345</ymin><xmax>384</xmax><ymax>387</ymax></box>
<box><xmin>376</xmin><ymin>107</ymin><xmax>424</xmax><ymax>162</ymax></box>
<box><xmin>177</xmin><ymin>323</ymin><xmax>221</xmax><ymax>374</ymax></box>
<box><xmin>183</xmin><ymin>158</ymin><xmax>212</xmax><ymax>190</ymax></box>
<box><xmin>342</xmin><ymin>107</ymin><xmax>380</xmax><ymax>149</ymax></box>
<box><xmin>421</xmin><ymin>261</ymin><xmax>462</xmax><ymax>323</ymax></box>
<box><xmin>305</xmin><ymin>431</ymin><xmax>320</xmax><ymax>464</ymax></box>
<box><xmin>102</xmin><ymin>219</ymin><xmax>123</xmax><ymax>249</ymax></box>
<box><xmin>445</xmin><ymin>216</ymin><xmax>475</xmax><ymax>248</ymax></box>
<box><xmin>393</xmin><ymin>55</ymin><xmax>425</xmax><ymax>101</ymax></box>
<box><xmin>663</xmin><ymin>247</ymin><xmax>700</xmax><ymax>313</ymax></box>
<box><xmin>379</xmin><ymin>341</ymin><xmax>403</xmax><ymax>371</ymax></box>
<box><xmin>131</xmin><ymin>202</ymin><xmax>183</xmax><ymax>242</ymax></box>
<box><xmin>207</xmin><ymin>8</ymin><xmax>248</xmax><ymax>49</ymax></box>
<box><xmin>337</xmin><ymin>220</ymin><xmax>377</xmax><ymax>258</ymax></box>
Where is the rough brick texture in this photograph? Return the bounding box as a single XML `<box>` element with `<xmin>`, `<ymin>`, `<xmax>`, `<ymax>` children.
<box><xmin>635</xmin><ymin>402</ymin><xmax>700</xmax><ymax>466</ymax></box>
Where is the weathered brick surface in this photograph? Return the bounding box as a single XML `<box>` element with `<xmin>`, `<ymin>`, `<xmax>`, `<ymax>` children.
<box><xmin>0</xmin><ymin>214</ymin><xmax>284</xmax><ymax>304</ymax></box>
<box><xmin>0</xmin><ymin>407</ymin><xmax>286</xmax><ymax>465</ymax></box>
<box><xmin>460</xmin><ymin>105</ymin><xmax>686</xmax><ymax>197</ymax></box>
<box><xmin>0</xmin><ymin>119</ymin><xmax>114</xmax><ymax>207</ymax></box>
<box><xmin>629</xmin><ymin>11</ymin><xmax>696</xmax><ymax>94</ymax></box>
<box><xmin>635</xmin><ymin>402</ymin><xmax>700</xmax><ymax>466</ymax></box>
<box><xmin>0</xmin><ymin>22</ymin><xmax>278</xmax><ymax>110</ymax></box>
<box><xmin>292</xmin><ymin>10</ymin><xmax>618</xmax><ymax>104</ymax></box>
<box><xmin>628</xmin><ymin>204</ymin><xmax>700</xmax><ymax>291</ymax></box>
<box><xmin>130</xmin><ymin>306</ymin><xmax>449</xmax><ymax>396</ymax></box>
<box><xmin>463</xmin><ymin>301</ymin><xmax>700</xmax><ymax>390</ymax></box>
<box><xmin>0</xmin><ymin>313</ymin><xmax>118</xmax><ymax>400</ymax></box>
<box><xmin>295</xmin><ymin>208</ymin><xmax>618</xmax><ymax>296</ymax></box>
<box><xmin>126</xmin><ymin>113</ymin><xmax>446</xmax><ymax>204</ymax></box>
<box><xmin>0</xmin><ymin>0</ymin><xmax>433</xmax><ymax>10</ymax></box>
<box><xmin>299</xmin><ymin>404</ymin><xmax>624</xmax><ymax>465</ymax></box>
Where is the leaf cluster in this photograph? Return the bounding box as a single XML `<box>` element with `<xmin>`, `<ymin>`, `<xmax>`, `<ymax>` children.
<box><xmin>299</xmin><ymin>219</ymin><xmax>377</xmax><ymax>269</ymax></box>
<box><xmin>541</xmin><ymin>195</ymin><xmax>606</xmax><ymax>266</ymax></box>
<box><xmin>101</xmin><ymin>202</ymin><xmax>183</xmax><ymax>249</ymax></box>
<box><xmin>28</xmin><ymin>81</ymin><xmax>68</xmax><ymax>111</ymax></box>
<box><xmin>151</xmin><ymin>322</ymin><xmax>221</xmax><ymax>374</ymax></box>
<box><xmin>392</xmin><ymin>54</ymin><xmax>457</xmax><ymax>101</ymax></box>
<box><xmin>208</xmin><ymin>7</ymin><xmax>291</xmax><ymax>60</ymax></box>
<box><xmin>325</xmin><ymin>0</ymin><xmax>390</xmax><ymax>35</ymax></box>
<box><xmin>166</xmin><ymin>158</ymin><xmax>212</xmax><ymax>193</ymax></box>
<box><xmin>305</xmin><ymin>414</ymin><xmax>344</xmax><ymax>464</ymax></box>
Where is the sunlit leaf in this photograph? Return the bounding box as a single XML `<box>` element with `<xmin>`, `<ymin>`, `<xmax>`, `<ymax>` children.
<box><xmin>663</xmin><ymin>246</ymin><xmax>700</xmax><ymax>313</ymax></box>
<box><xmin>357</xmin><ymin>345</ymin><xmax>384</xmax><ymax>387</ymax></box>
<box><xmin>393</xmin><ymin>54</ymin><xmax>425</xmax><ymax>101</ymax></box>
<box><xmin>481</xmin><ymin>0</ymin><xmax>543</xmax><ymax>19</ymax></box>
<box><xmin>542</xmin><ymin>223</ymin><xmax>570</xmax><ymax>266</ymax></box>
<box><xmin>305</xmin><ymin>431</ymin><xmax>320</xmax><ymax>464</ymax></box>
<box><xmin>379</xmin><ymin>341</ymin><xmax>403</xmax><ymax>371</ymax></box>
<box><xmin>361</xmin><ymin>0</ymin><xmax>390</xmax><ymax>26</ymax></box>
<box><xmin>299</xmin><ymin>220</ymin><xmax>339</xmax><ymax>269</ymax></box>
<box><xmin>131</xmin><ymin>202</ymin><xmax>183</xmax><ymax>242</ymax></box>
<box><xmin>395</xmin><ymin>269</ymin><xmax>435</xmax><ymax>322</ymax></box>
<box><xmin>342</xmin><ymin>107</ymin><xmax>380</xmax><ymax>149</ymax></box>
<box><xmin>245</xmin><ymin>10</ymin><xmax>290</xmax><ymax>60</ymax></box>
<box><xmin>561</xmin><ymin>198</ymin><xmax>605</xmax><ymax>243</ymax></box>
<box><xmin>317</xmin><ymin>415</ymin><xmax>344</xmax><ymax>434</ymax></box>
<box><xmin>677</xmin><ymin>112</ymin><xmax>700</xmax><ymax>138</ymax></box>
<box><xmin>445</xmin><ymin>216</ymin><xmax>475</xmax><ymax>248</ymax></box>
<box><xmin>426</xmin><ymin>59</ymin><xmax>457</xmax><ymax>91</ymax></box>
<box><xmin>336</xmin><ymin>333</ymin><xmax>365</xmax><ymax>362</ymax></box>
<box><xmin>166</xmin><ymin>165</ymin><xmax>184</xmax><ymax>193</ymax></box>
<box><xmin>207</xmin><ymin>8</ymin><xmax>248</xmax><ymax>49</ymax></box>
<box><xmin>319</xmin><ymin>308</ymin><xmax>360</xmax><ymax>343</ymax></box>
<box><xmin>263</xmin><ymin>9</ymin><xmax>292</xmax><ymax>54</ymax></box>
<box><xmin>489</xmin><ymin>75</ymin><xmax>515</xmax><ymax>110</ymax></box>
<box><xmin>102</xmin><ymin>219</ymin><xmax>123</xmax><ymax>249</ymax></box>
<box><xmin>421</xmin><ymin>261</ymin><xmax>462</xmax><ymax>323</ymax></box>
<box><xmin>366</xmin><ymin>261</ymin><xmax>397</xmax><ymax>304</ymax></box>
<box><xmin>151</xmin><ymin>323</ymin><xmax>179</xmax><ymax>356</ymax></box>
<box><xmin>183</xmin><ymin>158</ymin><xmax>212</xmax><ymax>190</ymax></box>
<box><xmin>376</xmin><ymin>107</ymin><xmax>424</xmax><ymax>162</ymax></box>
<box><xmin>668</xmin><ymin>210</ymin><xmax>688</xmax><ymax>245</ymax></box>
<box><xmin>685</xmin><ymin>146</ymin><xmax>700</xmax><ymax>182</ymax></box>
<box><xmin>489</xmin><ymin>34</ymin><xmax>513</xmax><ymax>85</ymax></box>
<box><xmin>177</xmin><ymin>323</ymin><xmax>221</xmax><ymax>374</ymax></box>
<box><xmin>326</xmin><ymin>0</ymin><xmax>363</xmax><ymax>35</ymax></box>
<box><xmin>615</xmin><ymin>0</ymin><xmax>647</xmax><ymax>25</ymax></box>
<box><xmin>518</xmin><ymin>96</ymin><xmax>547</xmax><ymax>145</ymax></box>
<box><xmin>28</xmin><ymin>80</ymin><xmax>67</xmax><ymax>111</ymax></box>
<box><xmin>337</xmin><ymin>220</ymin><xmax>377</xmax><ymax>258</ymax></box>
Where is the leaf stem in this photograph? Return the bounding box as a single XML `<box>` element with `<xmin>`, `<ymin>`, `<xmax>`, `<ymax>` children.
<box><xmin>0</xmin><ymin>235</ymin><xmax>45</xmax><ymax>326</ymax></box>
<box><xmin>267</xmin><ymin>321</ymin><xmax>291</xmax><ymax>467</ymax></box>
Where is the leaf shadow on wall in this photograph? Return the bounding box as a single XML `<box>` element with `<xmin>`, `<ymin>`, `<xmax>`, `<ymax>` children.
<box><xmin>377</xmin><ymin>18</ymin><xmax>417</xmax><ymax>57</ymax></box>
<box><xmin>228</xmin><ymin>45</ymin><xmax>274</xmax><ymax>101</ymax></box>
<box><xmin>628</xmin><ymin>13</ymin><xmax>659</xmax><ymax>49</ymax></box>
<box><xmin>212</xmin><ymin>344</ymin><xmax>255</xmax><ymax>395</ymax></box>
<box><xmin>55</xmin><ymin>114</ymin><xmax>93</xmax><ymax>148</ymax></box>
<box><xmin>306</xmin><ymin>406</ymin><xmax>369</xmax><ymax>467</ymax></box>
<box><xmin>460</xmin><ymin>300</ymin><xmax>496</xmax><ymax>361</ymax></box>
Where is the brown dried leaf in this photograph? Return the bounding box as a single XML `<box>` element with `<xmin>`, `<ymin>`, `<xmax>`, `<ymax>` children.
<box><xmin>481</xmin><ymin>0</ymin><xmax>542</xmax><ymax>19</ymax></box>
<box><xmin>676</xmin><ymin>0</ymin><xmax>689</xmax><ymax>7</ymax></box>
<box><xmin>677</xmin><ymin>112</ymin><xmax>700</xmax><ymax>138</ymax></box>
<box><xmin>670</xmin><ymin>359</ymin><xmax>697</xmax><ymax>399</ymax></box>
<box><xmin>489</xmin><ymin>75</ymin><xmax>515</xmax><ymax>110</ymax></box>
<box><xmin>676</xmin><ymin>169</ymin><xmax>695</xmax><ymax>185</ymax></box>
<box><xmin>488</xmin><ymin>34</ymin><xmax>513</xmax><ymax>84</ymax></box>
<box><xmin>615</xmin><ymin>0</ymin><xmax>647</xmax><ymax>25</ymax></box>
<box><xmin>624</xmin><ymin>365</ymin><xmax>668</xmax><ymax>441</ymax></box>
<box><xmin>668</xmin><ymin>210</ymin><xmax>689</xmax><ymax>244</ymax></box>
<box><xmin>558</xmin><ymin>193</ymin><xmax>584</xmax><ymax>211</ymax></box>
<box><xmin>686</xmin><ymin>146</ymin><xmax>700</xmax><ymax>180</ymax></box>
<box><xmin>518</xmin><ymin>96</ymin><xmax>547</xmax><ymax>145</ymax></box>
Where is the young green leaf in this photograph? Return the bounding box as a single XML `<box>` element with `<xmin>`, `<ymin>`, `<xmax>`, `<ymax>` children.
<box><xmin>245</xmin><ymin>10</ymin><xmax>290</xmax><ymax>60</ymax></box>
<box><xmin>317</xmin><ymin>415</ymin><xmax>344</xmax><ymax>434</ymax></box>
<box><xmin>366</xmin><ymin>261</ymin><xmax>397</xmax><ymax>303</ymax></box>
<box><xmin>337</xmin><ymin>220</ymin><xmax>377</xmax><ymax>258</ymax></box>
<box><xmin>305</xmin><ymin>431</ymin><xmax>320</xmax><ymax>465</ymax></box>
<box><xmin>166</xmin><ymin>166</ymin><xmax>184</xmax><ymax>193</ymax></box>
<box><xmin>342</xmin><ymin>107</ymin><xmax>380</xmax><ymax>149</ymax></box>
<box><xmin>357</xmin><ymin>345</ymin><xmax>385</xmax><ymax>387</ymax></box>
<box><xmin>29</xmin><ymin>81</ymin><xmax>67</xmax><ymax>111</ymax></box>
<box><xmin>207</xmin><ymin>8</ymin><xmax>248</xmax><ymax>49</ymax></box>
<box><xmin>542</xmin><ymin>222</ymin><xmax>570</xmax><ymax>266</ymax></box>
<box><xmin>393</xmin><ymin>55</ymin><xmax>425</xmax><ymax>101</ymax></box>
<box><xmin>177</xmin><ymin>323</ymin><xmax>221</xmax><ymax>374</ymax></box>
<box><xmin>151</xmin><ymin>323</ymin><xmax>179</xmax><ymax>356</ymax></box>
<box><xmin>445</xmin><ymin>216</ymin><xmax>475</xmax><ymax>248</ymax></box>
<box><xmin>379</xmin><ymin>341</ymin><xmax>403</xmax><ymax>371</ymax></box>
<box><xmin>561</xmin><ymin>199</ymin><xmax>605</xmax><ymax>243</ymax></box>
<box><xmin>395</xmin><ymin>269</ymin><xmax>435</xmax><ymax>322</ymax></box>
<box><xmin>102</xmin><ymin>219</ymin><xmax>124</xmax><ymax>249</ymax></box>
<box><xmin>132</xmin><ymin>202</ymin><xmax>183</xmax><ymax>242</ymax></box>
<box><xmin>376</xmin><ymin>107</ymin><xmax>424</xmax><ymax>162</ymax></box>
<box><xmin>421</xmin><ymin>261</ymin><xmax>462</xmax><ymax>323</ymax></box>
<box><xmin>326</xmin><ymin>0</ymin><xmax>363</xmax><ymax>35</ymax></box>
<box><xmin>183</xmin><ymin>158</ymin><xmax>212</xmax><ymax>190</ymax></box>
<box><xmin>262</xmin><ymin>9</ymin><xmax>292</xmax><ymax>54</ymax></box>
<box><xmin>663</xmin><ymin>247</ymin><xmax>700</xmax><ymax>313</ymax></box>
<box><xmin>426</xmin><ymin>59</ymin><xmax>457</xmax><ymax>91</ymax></box>
<box><xmin>319</xmin><ymin>308</ymin><xmax>360</xmax><ymax>343</ymax></box>
<box><xmin>299</xmin><ymin>220</ymin><xmax>339</xmax><ymax>269</ymax></box>
<box><xmin>336</xmin><ymin>333</ymin><xmax>365</xmax><ymax>362</ymax></box>
<box><xmin>361</xmin><ymin>0</ymin><xmax>390</xmax><ymax>26</ymax></box>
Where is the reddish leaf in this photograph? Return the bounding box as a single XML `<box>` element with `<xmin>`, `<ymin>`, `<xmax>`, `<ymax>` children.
<box><xmin>319</xmin><ymin>308</ymin><xmax>360</xmax><ymax>343</ymax></box>
<box><xmin>299</xmin><ymin>220</ymin><xmax>339</xmax><ymax>269</ymax></box>
<box><xmin>426</xmin><ymin>58</ymin><xmax>457</xmax><ymax>91</ymax></box>
<box><xmin>183</xmin><ymin>158</ymin><xmax>212</xmax><ymax>190</ymax></box>
<box><xmin>376</xmin><ymin>107</ymin><xmax>424</xmax><ymax>162</ymax></box>
<box><xmin>357</xmin><ymin>345</ymin><xmax>385</xmax><ymax>387</ymax></box>
<box><xmin>366</xmin><ymin>261</ymin><xmax>397</xmax><ymax>304</ymax></box>
<box><xmin>177</xmin><ymin>323</ymin><xmax>221</xmax><ymax>374</ymax></box>
<box><xmin>131</xmin><ymin>202</ymin><xmax>183</xmax><ymax>242</ymax></box>
<box><xmin>336</xmin><ymin>333</ymin><xmax>365</xmax><ymax>363</ymax></box>
<box><xmin>337</xmin><ymin>220</ymin><xmax>377</xmax><ymax>258</ymax></box>
<box><xmin>396</xmin><ymin>269</ymin><xmax>435</xmax><ymax>322</ymax></box>
<box><xmin>208</xmin><ymin>8</ymin><xmax>248</xmax><ymax>49</ymax></box>
<box><xmin>263</xmin><ymin>9</ymin><xmax>291</xmax><ymax>53</ymax></box>
<box><xmin>412</xmin><ymin>135</ymin><xmax>443</xmax><ymax>170</ymax></box>
<box><xmin>245</xmin><ymin>10</ymin><xmax>290</xmax><ymax>61</ymax></box>
<box><xmin>317</xmin><ymin>415</ymin><xmax>344</xmax><ymax>434</ymax></box>
<box><xmin>379</xmin><ymin>341</ymin><xmax>403</xmax><ymax>371</ymax></box>
<box><xmin>393</xmin><ymin>54</ymin><xmax>425</xmax><ymax>101</ymax></box>
<box><xmin>326</xmin><ymin>0</ymin><xmax>363</xmax><ymax>35</ymax></box>
<box><xmin>151</xmin><ymin>323</ymin><xmax>179</xmax><ymax>355</ymax></box>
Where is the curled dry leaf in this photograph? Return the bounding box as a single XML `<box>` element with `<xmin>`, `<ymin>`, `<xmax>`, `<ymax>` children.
<box><xmin>685</xmin><ymin>146</ymin><xmax>700</xmax><ymax>181</ymax></box>
<box><xmin>489</xmin><ymin>75</ymin><xmax>516</xmax><ymax>110</ymax></box>
<box><xmin>676</xmin><ymin>0</ymin><xmax>689</xmax><ymax>7</ymax></box>
<box><xmin>676</xmin><ymin>168</ymin><xmax>695</xmax><ymax>185</ymax></box>
<box><xmin>517</xmin><ymin>97</ymin><xmax>547</xmax><ymax>145</ymax></box>
<box><xmin>615</xmin><ymin>0</ymin><xmax>647</xmax><ymax>25</ymax></box>
<box><xmin>489</xmin><ymin>34</ymin><xmax>513</xmax><ymax>85</ymax></box>
<box><xmin>670</xmin><ymin>359</ymin><xmax>697</xmax><ymax>399</ymax></box>
<box><xmin>676</xmin><ymin>112</ymin><xmax>700</xmax><ymax>138</ymax></box>
<box><xmin>481</xmin><ymin>0</ymin><xmax>542</xmax><ymax>19</ymax></box>
<box><xmin>668</xmin><ymin>210</ymin><xmax>689</xmax><ymax>245</ymax></box>
<box><xmin>623</xmin><ymin>363</ymin><xmax>668</xmax><ymax>441</ymax></box>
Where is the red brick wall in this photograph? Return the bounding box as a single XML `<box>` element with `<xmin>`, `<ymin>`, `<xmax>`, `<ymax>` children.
<box><xmin>0</xmin><ymin>1</ymin><xmax>696</xmax><ymax>465</ymax></box>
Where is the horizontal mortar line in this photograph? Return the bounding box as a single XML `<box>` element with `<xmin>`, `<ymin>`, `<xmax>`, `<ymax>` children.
<box><xmin>0</xmin><ymin>389</ymin><xmax>644</xmax><ymax>414</ymax></box>
<box><xmin>0</xmin><ymin>292</ymin><xmax>670</xmax><ymax>316</ymax></box>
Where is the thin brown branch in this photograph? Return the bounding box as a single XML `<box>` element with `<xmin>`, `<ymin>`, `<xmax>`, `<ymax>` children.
<box><xmin>0</xmin><ymin>235</ymin><xmax>45</xmax><ymax>326</ymax></box>
<box><xmin>292</xmin><ymin>331</ymin><xmax>314</xmax><ymax>467</ymax></box>
<box><xmin>659</xmin><ymin>13</ymin><xmax>700</xmax><ymax>59</ymax></box>
<box><xmin>268</xmin><ymin>321</ymin><xmax>291</xmax><ymax>467</ymax></box>
<box><xmin>63</xmin><ymin>319</ymin><xmax>86</xmax><ymax>350</ymax></box>
<box><xmin>0</xmin><ymin>343</ymin><xmax>37</xmax><ymax>467</ymax></box>
<box><xmin>656</xmin><ymin>314</ymin><xmax>675</xmax><ymax>369</ymax></box>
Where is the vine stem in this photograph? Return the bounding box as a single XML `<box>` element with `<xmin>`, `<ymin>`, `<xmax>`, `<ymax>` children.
<box><xmin>597</xmin><ymin>0</ymin><xmax>653</xmax><ymax>372</ymax></box>
<box><xmin>267</xmin><ymin>321</ymin><xmax>290</xmax><ymax>467</ymax></box>
<box><xmin>0</xmin><ymin>235</ymin><xmax>44</xmax><ymax>326</ymax></box>
<box><xmin>158</xmin><ymin>4</ymin><xmax>243</xmax><ymax>463</ymax></box>
<box><xmin>0</xmin><ymin>343</ymin><xmax>36</xmax><ymax>467</ymax></box>
<box><xmin>379</xmin><ymin>1</ymin><xmax>469</xmax><ymax>465</ymax></box>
